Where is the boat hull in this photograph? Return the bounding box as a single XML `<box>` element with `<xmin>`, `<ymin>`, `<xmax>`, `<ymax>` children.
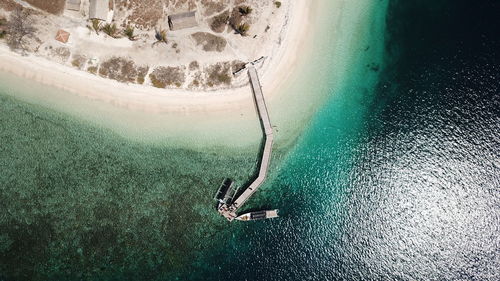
<box><xmin>235</xmin><ymin>209</ymin><xmax>279</xmax><ymax>221</ymax></box>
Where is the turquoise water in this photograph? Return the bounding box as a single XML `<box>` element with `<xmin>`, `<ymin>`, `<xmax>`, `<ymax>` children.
<box><xmin>2</xmin><ymin>0</ymin><xmax>499</xmax><ymax>280</ymax></box>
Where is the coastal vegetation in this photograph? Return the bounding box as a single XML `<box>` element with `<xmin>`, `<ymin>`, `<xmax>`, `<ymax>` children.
<box><xmin>206</xmin><ymin>62</ymin><xmax>232</xmax><ymax>86</ymax></box>
<box><xmin>71</xmin><ymin>54</ymin><xmax>87</xmax><ymax>69</ymax></box>
<box><xmin>101</xmin><ymin>23</ymin><xmax>119</xmax><ymax>38</ymax></box>
<box><xmin>154</xmin><ymin>28</ymin><xmax>168</xmax><ymax>45</ymax></box>
<box><xmin>229</xmin><ymin>5</ymin><xmax>253</xmax><ymax>36</ymax></box>
<box><xmin>88</xmin><ymin>21</ymin><xmax>136</xmax><ymax>40</ymax></box>
<box><xmin>209</xmin><ymin>11</ymin><xmax>229</xmax><ymax>33</ymax></box>
<box><xmin>90</xmin><ymin>19</ymin><xmax>101</xmax><ymax>35</ymax></box>
<box><xmin>0</xmin><ymin>18</ymin><xmax>6</xmax><ymax>39</ymax></box>
<box><xmin>235</xmin><ymin>23</ymin><xmax>250</xmax><ymax>36</ymax></box>
<box><xmin>238</xmin><ymin>6</ymin><xmax>253</xmax><ymax>16</ymax></box>
<box><xmin>4</xmin><ymin>8</ymin><xmax>36</xmax><ymax>54</ymax></box>
<box><xmin>87</xmin><ymin>65</ymin><xmax>98</xmax><ymax>74</ymax></box>
<box><xmin>231</xmin><ymin>60</ymin><xmax>246</xmax><ymax>74</ymax></box>
<box><xmin>123</xmin><ymin>25</ymin><xmax>137</xmax><ymax>41</ymax></box>
<box><xmin>0</xmin><ymin>0</ymin><xmax>287</xmax><ymax>91</ymax></box>
<box><xmin>99</xmin><ymin>57</ymin><xmax>148</xmax><ymax>84</ymax></box>
<box><xmin>189</xmin><ymin>61</ymin><xmax>199</xmax><ymax>71</ymax></box>
<box><xmin>149</xmin><ymin>66</ymin><xmax>186</xmax><ymax>88</ymax></box>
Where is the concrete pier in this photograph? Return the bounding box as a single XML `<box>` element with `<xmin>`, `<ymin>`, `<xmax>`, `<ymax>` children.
<box><xmin>217</xmin><ymin>65</ymin><xmax>274</xmax><ymax>221</ymax></box>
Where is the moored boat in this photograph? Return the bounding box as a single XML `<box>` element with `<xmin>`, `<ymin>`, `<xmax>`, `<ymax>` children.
<box><xmin>235</xmin><ymin>209</ymin><xmax>279</xmax><ymax>221</ymax></box>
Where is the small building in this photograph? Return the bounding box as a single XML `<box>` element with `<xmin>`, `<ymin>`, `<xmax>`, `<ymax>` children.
<box><xmin>168</xmin><ymin>11</ymin><xmax>197</xmax><ymax>31</ymax></box>
<box><xmin>89</xmin><ymin>0</ymin><xmax>109</xmax><ymax>21</ymax></box>
<box><xmin>66</xmin><ymin>0</ymin><xmax>81</xmax><ymax>11</ymax></box>
<box><xmin>55</xmin><ymin>29</ymin><xmax>70</xmax><ymax>43</ymax></box>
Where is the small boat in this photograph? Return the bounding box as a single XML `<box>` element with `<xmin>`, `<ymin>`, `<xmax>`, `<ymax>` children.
<box><xmin>235</xmin><ymin>209</ymin><xmax>279</xmax><ymax>221</ymax></box>
<box><xmin>214</xmin><ymin>178</ymin><xmax>239</xmax><ymax>209</ymax></box>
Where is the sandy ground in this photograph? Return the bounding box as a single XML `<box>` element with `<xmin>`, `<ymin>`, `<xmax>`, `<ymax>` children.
<box><xmin>0</xmin><ymin>0</ymin><xmax>309</xmax><ymax>115</ymax></box>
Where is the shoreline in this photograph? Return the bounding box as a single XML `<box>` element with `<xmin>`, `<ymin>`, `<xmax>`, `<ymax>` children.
<box><xmin>0</xmin><ymin>0</ymin><xmax>378</xmax><ymax>150</ymax></box>
<box><xmin>0</xmin><ymin>0</ymin><xmax>308</xmax><ymax>115</ymax></box>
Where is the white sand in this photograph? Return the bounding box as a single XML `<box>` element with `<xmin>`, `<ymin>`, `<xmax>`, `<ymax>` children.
<box><xmin>0</xmin><ymin>0</ymin><xmax>309</xmax><ymax>115</ymax></box>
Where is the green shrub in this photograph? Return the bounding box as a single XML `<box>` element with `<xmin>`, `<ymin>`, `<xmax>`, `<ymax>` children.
<box><xmin>154</xmin><ymin>29</ymin><xmax>168</xmax><ymax>45</ymax></box>
<box><xmin>102</xmin><ymin>23</ymin><xmax>118</xmax><ymax>38</ymax></box>
<box><xmin>124</xmin><ymin>25</ymin><xmax>136</xmax><ymax>40</ymax></box>
<box><xmin>149</xmin><ymin>74</ymin><xmax>166</xmax><ymax>88</ymax></box>
<box><xmin>91</xmin><ymin>19</ymin><xmax>101</xmax><ymax>34</ymax></box>
<box><xmin>274</xmin><ymin>1</ymin><xmax>282</xmax><ymax>8</ymax></box>
<box><xmin>87</xmin><ymin>66</ymin><xmax>98</xmax><ymax>74</ymax></box>
<box><xmin>210</xmin><ymin>11</ymin><xmax>229</xmax><ymax>33</ymax></box>
<box><xmin>71</xmin><ymin>59</ymin><xmax>81</xmax><ymax>68</ymax></box>
<box><xmin>236</xmin><ymin>23</ymin><xmax>250</xmax><ymax>36</ymax></box>
<box><xmin>238</xmin><ymin>5</ymin><xmax>252</xmax><ymax>15</ymax></box>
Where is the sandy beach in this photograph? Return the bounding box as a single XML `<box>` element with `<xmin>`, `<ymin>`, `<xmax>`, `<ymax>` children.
<box><xmin>0</xmin><ymin>0</ymin><xmax>378</xmax><ymax>149</ymax></box>
<box><xmin>0</xmin><ymin>0</ymin><xmax>310</xmax><ymax>115</ymax></box>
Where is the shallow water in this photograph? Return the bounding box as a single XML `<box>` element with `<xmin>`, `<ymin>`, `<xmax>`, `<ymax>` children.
<box><xmin>1</xmin><ymin>0</ymin><xmax>499</xmax><ymax>280</ymax></box>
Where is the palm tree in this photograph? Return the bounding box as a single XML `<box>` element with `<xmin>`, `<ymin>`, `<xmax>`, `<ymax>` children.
<box><xmin>238</xmin><ymin>6</ymin><xmax>253</xmax><ymax>15</ymax></box>
<box><xmin>102</xmin><ymin>23</ymin><xmax>118</xmax><ymax>38</ymax></box>
<box><xmin>236</xmin><ymin>23</ymin><xmax>250</xmax><ymax>36</ymax></box>
<box><xmin>153</xmin><ymin>28</ymin><xmax>168</xmax><ymax>45</ymax></box>
<box><xmin>91</xmin><ymin>18</ymin><xmax>101</xmax><ymax>35</ymax></box>
<box><xmin>124</xmin><ymin>25</ymin><xmax>137</xmax><ymax>41</ymax></box>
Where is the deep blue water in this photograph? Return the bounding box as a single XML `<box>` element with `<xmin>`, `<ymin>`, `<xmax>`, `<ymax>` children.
<box><xmin>195</xmin><ymin>0</ymin><xmax>499</xmax><ymax>280</ymax></box>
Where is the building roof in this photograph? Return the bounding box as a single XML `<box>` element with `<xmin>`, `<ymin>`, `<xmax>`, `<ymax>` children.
<box><xmin>66</xmin><ymin>0</ymin><xmax>81</xmax><ymax>11</ymax></box>
<box><xmin>55</xmin><ymin>29</ymin><xmax>70</xmax><ymax>43</ymax></box>
<box><xmin>89</xmin><ymin>0</ymin><xmax>109</xmax><ymax>20</ymax></box>
<box><xmin>168</xmin><ymin>11</ymin><xmax>197</xmax><ymax>31</ymax></box>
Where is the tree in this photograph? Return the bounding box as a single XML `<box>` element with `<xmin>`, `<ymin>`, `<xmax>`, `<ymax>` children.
<box><xmin>238</xmin><ymin>5</ymin><xmax>253</xmax><ymax>15</ymax></box>
<box><xmin>124</xmin><ymin>25</ymin><xmax>137</xmax><ymax>41</ymax></box>
<box><xmin>6</xmin><ymin>8</ymin><xmax>36</xmax><ymax>54</ymax></box>
<box><xmin>236</xmin><ymin>23</ymin><xmax>250</xmax><ymax>36</ymax></box>
<box><xmin>0</xmin><ymin>18</ymin><xmax>6</xmax><ymax>39</ymax></box>
<box><xmin>91</xmin><ymin>18</ymin><xmax>101</xmax><ymax>35</ymax></box>
<box><xmin>101</xmin><ymin>23</ymin><xmax>119</xmax><ymax>38</ymax></box>
<box><xmin>153</xmin><ymin>28</ymin><xmax>168</xmax><ymax>45</ymax></box>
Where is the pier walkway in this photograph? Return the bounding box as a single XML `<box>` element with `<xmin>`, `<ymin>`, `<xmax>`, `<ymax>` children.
<box><xmin>217</xmin><ymin>65</ymin><xmax>274</xmax><ymax>221</ymax></box>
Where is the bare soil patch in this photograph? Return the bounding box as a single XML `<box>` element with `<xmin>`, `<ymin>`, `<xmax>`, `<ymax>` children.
<box><xmin>191</xmin><ymin>32</ymin><xmax>227</xmax><ymax>52</ymax></box>
<box><xmin>117</xmin><ymin>0</ymin><xmax>165</xmax><ymax>29</ymax></box>
<box><xmin>0</xmin><ymin>0</ymin><xmax>22</xmax><ymax>11</ymax></box>
<box><xmin>209</xmin><ymin>10</ymin><xmax>229</xmax><ymax>33</ymax></box>
<box><xmin>201</xmin><ymin>0</ymin><xmax>228</xmax><ymax>16</ymax></box>
<box><xmin>25</xmin><ymin>0</ymin><xmax>65</xmax><ymax>15</ymax></box>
